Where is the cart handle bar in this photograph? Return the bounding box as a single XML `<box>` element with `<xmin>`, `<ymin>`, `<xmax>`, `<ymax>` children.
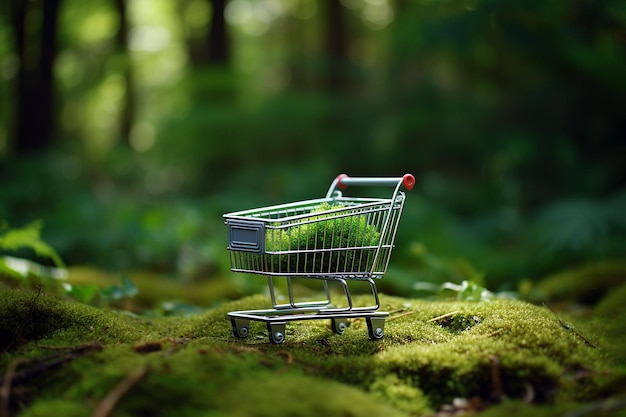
<box><xmin>335</xmin><ymin>174</ymin><xmax>415</xmax><ymax>191</ymax></box>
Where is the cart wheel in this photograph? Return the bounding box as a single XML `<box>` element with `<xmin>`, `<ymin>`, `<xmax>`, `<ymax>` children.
<box><xmin>366</xmin><ymin>317</ymin><xmax>385</xmax><ymax>340</ymax></box>
<box><xmin>231</xmin><ymin>319</ymin><xmax>250</xmax><ymax>339</ymax></box>
<box><xmin>331</xmin><ymin>318</ymin><xmax>349</xmax><ymax>335</ymax></box>
<box><xmin>267</xmin><ymin>322</ymin><xmax>287</xmax><ymax>345</ymax></box>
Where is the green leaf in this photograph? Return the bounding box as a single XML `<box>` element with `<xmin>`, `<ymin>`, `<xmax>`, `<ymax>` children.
<box><xmin>64</xmin><ymin>283</ymin><xmax>101</xmax><ymax>304</ymax></box>
<box><xmin>456</xmin><ymin>280</ymin><xmax>494</xmax><ymax>302</ymax></box>
<box><xmin>0</xmin><ymin>255</ymin><xmax>67</xmax><ymax>280</ymax></box>
<box><xmin>158</xmin><ymin>300</ymin><xmax>204</xmax><ymax>316</ymax></box>
<box><xmin>101</xmin><ymin>274</ymin><xmax>138</xmax><ymax>302</ymax></box>
<box><xmin>0</xmin><ymin>220</ymin><xmax>65</xmax><ymax>268</ymax></box>
<box><xmin>438</xmin><ymin>280</ymin><xmax>494</xmax><ymax>302</ymax></box>
<box><xmin>0</xmin><ymin>256</ymin><xmax>27</xmax><ymax>279</ymax></box>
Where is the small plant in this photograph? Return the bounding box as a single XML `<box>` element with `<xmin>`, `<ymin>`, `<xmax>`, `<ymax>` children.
<box><xmin>410</xmin><ymin>243</ymin><xmax>515</xmax><ymax>301</ymax></box>
<box><xmin>0</xmin><ymin>220</ymin><xmax>66</xmax><ymax>284</ymax></box>
<box><xmin>64</xmin><ymin>274</ymin><xmax>138</xmax><ymax>306</ymax></box>
<box><xmin>0</xmin><ymin>220</ymin><xmax>139</xmax><ymax>308</ymax></box>
<box><xmin>438</xmin><ymin>280</ymin><xmax>495</xmax><ymax>302</ymax></box>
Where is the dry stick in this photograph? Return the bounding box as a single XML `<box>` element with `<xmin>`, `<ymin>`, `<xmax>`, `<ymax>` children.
<box><xmin>427</xmin><ymin>311</ymin><xmax>460</xmax><ymax>323</ymax></box>
<box><xmin>558</xmin><ymin>320</ymin><xmax>597</xmax><ymax>348</ymax></box>
<box><xmin>0</xmin><ymin>344</ymin><xmax>103</xmax><ymax>387</ymax></box>
<box><xmin>488</xmin><ymin>355</ymin><xmax>504</xmax><ymax>403</ymax></box>
<box><xmin>387</xmin><ymin>311</ymin><xmax>416</xmax><ymax>322</ymax></box>
<box><xmin>0</xmin><ymin>359</ymin><xmax>29</xmax><ymax>417</ymax></box>
<box><xmin>542</xmin><ymin>303</ymin><xmax>597</xmax><ymax>348</ymax></box>
<box><xmin>91</xmin><ymin>365</ymin><xmax>149</xmax><ymax>417</ymax></box>
<box><xmin>475</xmin><ymin>329</ymin><xmax>505</xmax><ymax>339</ymax></box>
<box><xmin>37</xmin><ymin>342</ymin><xmax>101</xmax><ymax>351</ymax></box>
<box><xmin>275</xmin><ymin>350</ymin><xmax>294</xmax><ymax>366</ymax></box>
<box><xmin>524</xmin><ymin>383</ymin><xmax>536</xmax><ymax>404</ymax></box>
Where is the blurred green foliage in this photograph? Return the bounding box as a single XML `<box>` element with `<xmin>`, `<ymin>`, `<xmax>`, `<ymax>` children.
<box><xmin>0</xmin><ymin>220</ymin><xmax>64</xmax><ymax>269</ymax></box>
<box><xmin>0</xmin><ymin>219</ymin><xmax>144</xmax><ymax>308</ymax></box>
<box><xmin>0</xmin><ymin>221</ymin><xmax>67</xmax><ymax>294</ymax></box>
<box><xmin>0</xmin><ymin>0</ymin><xmax>624</xmax><ymax>300</ymax></box>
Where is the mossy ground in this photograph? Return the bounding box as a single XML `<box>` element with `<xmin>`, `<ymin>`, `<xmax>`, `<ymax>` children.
<box><xmin>1</xmin><ymin>269</ymin><xmax>625</xmax><ymax>417</ymax></box>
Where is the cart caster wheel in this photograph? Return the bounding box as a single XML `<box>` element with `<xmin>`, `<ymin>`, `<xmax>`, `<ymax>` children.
<box><xmin>366</xmin><ymin>317</ymin><xmax>385</xmax><ymax>340</ymax></box>
<box><xmin>331</xmin><ymin>318</ymin><xmax>349</xmax><ymax>335</ymax></box>
<box><xmin>231</xmin><ymin>319</ymin><xmax>250</xmax><ymax>339</ymax></box>
<box><xmin>267</xmin><ymin>322</ymin><xmax>287</xmax><ymax>344</ymax></box>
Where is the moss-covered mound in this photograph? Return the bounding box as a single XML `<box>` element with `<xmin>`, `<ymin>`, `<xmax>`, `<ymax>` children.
<box><xmin>535</xmin><ymin>260</ymin><xmax>626</xmax><ymax>305</ymax></box>
<box><xmin>1</xmin><ymin>288</ymin><xmax>625</xmax><ymax>417</ymax></box>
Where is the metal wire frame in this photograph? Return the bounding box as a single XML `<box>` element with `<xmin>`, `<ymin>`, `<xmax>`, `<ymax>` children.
<box><xmin>226</xmin><ymin>195</ymin><xmax>406</xmax><ymax>279</ymax></box>
<box><xmin>223</xmin><ymin>176</ymin><xmax>411</xmax><ymax>343</ymax></box>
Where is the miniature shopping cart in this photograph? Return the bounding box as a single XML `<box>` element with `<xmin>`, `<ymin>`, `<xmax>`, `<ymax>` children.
<box><xmin>224</xmin><ymin>174</ymin><xmax>415</xmax><ymax>344</ymax></box>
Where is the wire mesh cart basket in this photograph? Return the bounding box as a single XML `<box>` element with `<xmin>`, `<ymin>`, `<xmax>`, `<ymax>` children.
<box><xmin>224</xmin><ymin>174</ymin><xmax>415</xmax><ymax>344</ymax></box>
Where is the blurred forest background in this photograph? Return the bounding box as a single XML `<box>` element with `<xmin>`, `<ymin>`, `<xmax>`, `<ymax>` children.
<box><xmin>0</xmin><ymin>0</ymin><xmax>625</xmax><ymax>303</ymax></box>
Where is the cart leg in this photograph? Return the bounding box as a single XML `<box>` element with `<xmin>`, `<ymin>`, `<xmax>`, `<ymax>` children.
<box><xmin>322</xmin><ymin>279</ymin><xmax>331</xmax><ymax>305</ymax></box>
<box><xmin>321</xmin><ymin>279</ymin><xmax>353</xmax><ymax>313</ymax></box>
<box><xmin>268</xmin><ymin>276</ymin><xmax>279</xmax><ymax>308</ymax></box>
<box><xmin>331</xmin><ymin>318</ymin><xmax>350</xmax><ymax>335</ymax></box>
<box><xmin>368</xmin><ymin>278</ymin><xmax>381</xmax><ymax>310</ymax></box>
<box><xmin>231</xmin><ymin>318</ymin><xmax>250</xmax><ymax>339</ymax></box>
<box><xmin>267</xmin><ymin>321</ymin><xmax>287</xmax><ymax>344</ymax></box>
<box><xmin>287</xmin><ymin>277</ymin><xmax>296</xmax><ymax>308</ymax></box>
<box><xmin>350</xmin><ymin>278</ymin><xmax>381</xmax><ymax>313</ymax></box>
<box><xmin>366</xmin><ymin>317</ymin><xmax>385</xmax><ymax>340</ymax></box>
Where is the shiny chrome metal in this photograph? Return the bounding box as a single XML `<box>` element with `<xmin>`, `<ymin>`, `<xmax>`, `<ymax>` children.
<box><xmin>224</xmin><ymin>175</ymin><xmax>412</xmax><ymax>344</ymax></box>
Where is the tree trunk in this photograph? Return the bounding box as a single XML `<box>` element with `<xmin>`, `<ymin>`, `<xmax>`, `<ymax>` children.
<box><xmin>113</xmin><ymin>0</ymin><xmax>135</xmax><ymax>146</ymax></box>
<box><xmin>184</xmin><ymin>0</ymin><xmax>230</xmax><ymax>67</ymax></box>
<box><xmin>323</xmin><ymin>0</ymin><xmax>348</xmax><ymax>91</ymax></box>
<box><xmin>12</xmin><ymin>0</ymin><xmax>62</xmax><ymax>154</ymax></box>
<box><xmin>207</xmin><ymin>0</ymin><xmax>230</xmax><ymax>65</ymax></box>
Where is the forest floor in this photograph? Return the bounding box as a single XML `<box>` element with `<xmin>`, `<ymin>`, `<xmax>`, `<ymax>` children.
<box><xmin>1</xmin><ymin>262</ymin><xmax>626</xmax><ymax>417</ymax></box>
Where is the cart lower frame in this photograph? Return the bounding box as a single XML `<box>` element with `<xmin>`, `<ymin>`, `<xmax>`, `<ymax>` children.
<box><xmin>227</xmin><ymin>275</ymin><xmax>389</xmax><ymax>344</ymax></box>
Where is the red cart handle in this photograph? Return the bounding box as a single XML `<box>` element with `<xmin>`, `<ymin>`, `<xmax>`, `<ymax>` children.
<box><xmin>335</xmin><ymin>174</ymin><xmax>415</xmax><ymax>191</ymax></box>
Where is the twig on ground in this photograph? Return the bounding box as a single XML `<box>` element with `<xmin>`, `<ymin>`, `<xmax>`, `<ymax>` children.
<box><xmin>475</xmin><ymin>329</ymin><xmax>505</xmax><ymax>339</ymax></box>
<box><xmin>0</xmin><ymin>343</ymin><xmax>103</xmax><ymax>387</ymax></box>
<box><xmin>275</xmin><ymin>350</ymin><xmax>294</xmax><ymax>366</ymax></box>
<box><xmin>427</xmin><ymin>311</ymin><xmax>460</xmax><ymax>323</ymax></box>
<box><xmin>543</xmin><ymin>303</ymin><xmax>597</xmax><ymax>348</ymax></box>
<box><xmin>0</xmin><ymin>359</ymin><xmax>29</xmax><ymax>417</ymax></box>
<box><xmin>36</xmin><ymin>342</ymin><xmax>101</xmax><ymax>351</ymax></box>
<box><xmin>488</xmin><ymin>355</ymin><xmax>504</xmax><ymax>403</ymax></box>
<box><xmin>524</xmin><ymin>383</ymin><xmax>535</xmax><ymax>404</ymax></box>
<box><xmin>91</xmin><ymin>365</ymin><xmax>149</xmax><ymax>417</ymax></box>
<box><xmin>388</xmin><ymin>311</ymin><xmax>416</xmax><ymax>322</ymax></box>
